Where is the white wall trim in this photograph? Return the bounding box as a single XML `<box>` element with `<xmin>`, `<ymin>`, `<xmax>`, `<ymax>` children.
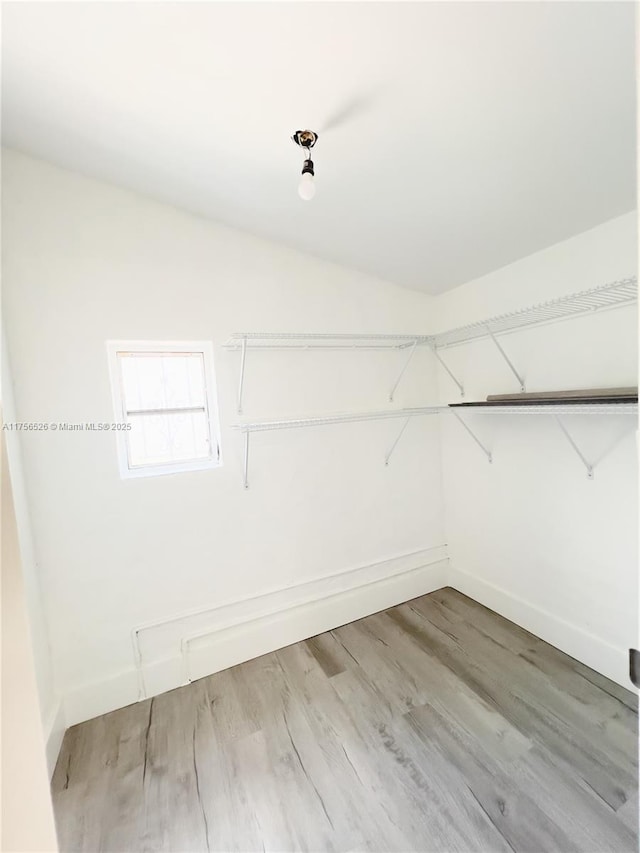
<box><xmin>43</xmin><ymin>698</ymin><xmax>65</xmax><ymax>779</ymax></box>
<box><xmin>131</xmin><ymin>545</ymin><xmax>447</xmax><ymax>698</ymax></box>
<box><xmin>64</xmin><ymin>548</ymin><xmax>449</xmax><ymax>726</ymax></box>
<box><xmin>59</xmin><ymin>552</ymin><xmax>635</xmax><ymax>730</ymax></box>
<box><xmin>180</xmin><ymin>550</ymin><xmax>448</xmax><ymax>683</ymax></box>
<box><xmin>448</xmin><ymin>565</ymin><xmax>634</xmax><ymax>690</ymax></box>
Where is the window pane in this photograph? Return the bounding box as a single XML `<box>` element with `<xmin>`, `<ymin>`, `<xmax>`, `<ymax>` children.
<box><xmin>119</xmin><ymin>353</ymin><xmax>206</xmax><ymax>412</ymax></box>
<box><xmin>126</xmin><ymin>411</ymin><xmax>212</xmax><ymax>467</ymax></box>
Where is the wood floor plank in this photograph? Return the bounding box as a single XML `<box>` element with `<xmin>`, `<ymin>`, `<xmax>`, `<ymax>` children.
<box><xmin>304</xmin><ymin>632</ymin><xmax>350</xmax><ymax>678</ymax></box>
<box><xmin>407</xmin><ymin>594</ymin><xmax>637</xmax><ymax>769</ymax></box>
<box><xmin>408</xmin><ymin>700</ymin><xmax>636</xmax><ymax>853</ymax></box>
<box><xmin>386</xmin><ymin>601</ymin><xmax>637</xmax><ymax>811</ymax></box>
<box><xmin>430</xmin><ymin>589</ymin><xmax>639</xmax><ymax>719</ymax></box>
<box><xmin>371</xmin><ymin>610</ymin><xmax>534</xmax><ymax>766</ymax></box>
<box><xmin>52</xmin><ymin>589</ymin><xmax>638</xmax><ymax>852</ymax></box>
<box><xmin>512</xmin><ymin>745</ymin><xmax>638</xmax><ymax>852</ymax></box>
<box><xmin>616</xmin><ymin>796</ymin><xmax>640</xmax><ymax>835</ymax></box>
<box><xmin>140</xmin><ymin>684</ymin><xmax>211</xmax><ymax>852</ymax></box>
<box><xmin>430</xmin><ymin>589</ymin><xmax>638</xmax><ymax>713</ymax></box>
<box><xmin>191</xmin><ymin>679</ymin><xmax>264</xmax><ymax>852</ymax></box>
<box><xmin>274</xmin><ymin>643</ymin><xmax>414</xmax><ymax>852</ymax></box>
<box><xmin>329</xmin><ymin>667</ymin><xmax>496</xmax><ymax>852</ymax></box>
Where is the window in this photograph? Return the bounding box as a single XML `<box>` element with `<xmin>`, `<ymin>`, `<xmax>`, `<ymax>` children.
<box><xmin>107</xmin><ymin>341</ymin><xmax>221</xmax><ymax>478</ymax></box>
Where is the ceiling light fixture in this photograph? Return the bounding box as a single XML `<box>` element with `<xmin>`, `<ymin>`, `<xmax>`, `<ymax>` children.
<box><xmin>292</xmin><ymin>130</ymin><xmax>318</xmax><ymax>201</ymax></box>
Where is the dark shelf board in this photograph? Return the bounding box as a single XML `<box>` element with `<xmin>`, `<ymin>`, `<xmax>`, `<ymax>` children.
<box><xmin>450</xmin><ymin>395</ymin><xmax>638</xmax><ymax>408</ymax></box>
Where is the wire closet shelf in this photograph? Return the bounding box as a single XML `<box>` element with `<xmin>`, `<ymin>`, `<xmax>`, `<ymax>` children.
<box><xmin>231</xmin><ymin>407</ymin><xmax>442</xmax><ymax>433</ymax></box>
<box><xmin>224</xmin><ymin>276</ymin><xmax>637</xmax><ymax>408</ymax></box>
<box><xmin>432</xmin><ymin>276</ymin><xmax>637</xmax><ymax>348</ymax></box>
<box><xmin>446</xmin><ymin>403</ymin><xmax>638</xmax><ymax>416</ymax></box>
<box><xmin>232</xmin><ymin>402</ymin><xmax>638</xmax><ymax>433</ymax></box>
<box><xmin>223</xmin><ymin>332</ymin><xmax>431</xmax><ymax>350</ymax></box>
<box><xmin>226</xmin><ymin>276</ymin><xmax>637</xmax><ymax>484</ymax></box>
<box><xmin>223</xmin><ymin>277</ymin><xmax>637</xmax><ymax>352</ymax></box>
<box><xmin>231</xmin><ymin>402</ymin><xmax>637</xmax><ymax>487</ymax></box>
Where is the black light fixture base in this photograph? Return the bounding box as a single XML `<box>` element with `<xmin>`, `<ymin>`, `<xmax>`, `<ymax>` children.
<box><xmin>292</xmin><ymin>130</ymin><xmax>318</xmax><ymax>150</ymax></box>
<box><xmin>301</xmin><ymin>158</ymin><xmax>314</xmax><ymax>176</ymax></box>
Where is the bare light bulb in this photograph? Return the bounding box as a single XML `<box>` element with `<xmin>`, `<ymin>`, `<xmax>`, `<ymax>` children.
<box><xmin>298</xmin><ymin>171</ymin><xmax>316</xmax><ymax>201</ymax></box>
<box><xmin>298</xmin><ymin>157</ymin><xmax>316</xmax><ymax>200</ymax></box>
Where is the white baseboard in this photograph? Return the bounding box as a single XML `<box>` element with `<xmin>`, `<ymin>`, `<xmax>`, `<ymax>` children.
<box><xmin>43</xmin><ymin>699</ymin><xmax>65</xmax><ymax>778</ymax></box>
<box><xmin>61</xmin><ymin>553</ymin><xmax>633</xmax><ymax>729</ymax></box>
<box><xmin>448</xmin><ymin>566</ymin><xmax>633</xmax><ymax>691</ymax></box>
<box><xmin>64</xmin><ymin>549</ymin><xmax>449</xmax><ymax>726</ymax></box>
<box><xmin>185</xmin><ymin>555</ymin><xmax>449</xmax><ymax>685</ymax></box>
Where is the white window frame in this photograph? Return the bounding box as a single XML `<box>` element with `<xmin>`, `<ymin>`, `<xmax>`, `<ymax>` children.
<box><xmin>107</xmin><ymin>340</ymin><xmax>222</xmax><ymax>479</ymax></box>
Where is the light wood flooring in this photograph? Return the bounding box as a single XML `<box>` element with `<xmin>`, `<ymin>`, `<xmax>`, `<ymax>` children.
<box><xmin>51</xmin><ymin>588</ymin><xmax>638</xmax><ymax>852</ymax></box>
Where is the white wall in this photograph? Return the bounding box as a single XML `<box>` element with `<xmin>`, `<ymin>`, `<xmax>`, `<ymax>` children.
<box><xmin>1</xmin><ymin>427</ymin><xmax>58</xmax><ymax>852</ymax></box>
<box><xmin>3</xmin><ymin>146</ymin><xmax>636</xmax><ymax>779</ymax></box>
<box><xmin>433</xmin><ymin>212</ymin><xmax>638</xmax><ymax>687</ymax></box>
<box><xmin>1</xmin><ymin>149</ymin><xmax>446</xmax><ymax>729</ymax></box>
<box><xmin>1</xmin><ymin>337</ymin><xmax>64</xmax><ymax>774</ymax></box>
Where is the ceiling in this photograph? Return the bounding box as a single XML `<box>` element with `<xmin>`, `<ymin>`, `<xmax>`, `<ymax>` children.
<box><xmin>1</xmin><ymin>2</ymin><xmax>635</xmax><ymax>295</ymax></box>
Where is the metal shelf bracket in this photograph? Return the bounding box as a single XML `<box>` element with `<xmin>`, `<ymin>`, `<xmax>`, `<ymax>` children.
<box><xmin>243</xmin><ymin>432</ymin><xmax>250</xmax><ymax>489</ymax></box>
<box><xmin>486</xmin><ymin>326</ymin><xmax>525</xmax><ymax>392</ymax></box>
<box><xmin>430</xmin><ymin>344</ymin><xmax>464</xmax><ymax>397</ymax></box>
<box><xmin>237</xmin><ymin>336</ymin><xmax>248</xmax><ymax>414</ymax></box>
<box><xmin>389</xmin><ymin>340</ymin><xmax>418</xmax><ymax>402</ymax></box>
<box><xmin>451</xmin><ymin>410</ymin><xmax>492</xmax><ymax>463</ymax></box>
<box><xmin>235</xmin><ymin>407</ymin><xmax>440</xmax><ymax>487</ymax></box>
<box><xmin>553</xmin><ymin>415</ymin><xmax>593</xmax><ymax>479</ymax></box>
<box><xmin>385</xmin><ymin>416</ymin><xmax>413</xmax><ymax>465</ymax></box>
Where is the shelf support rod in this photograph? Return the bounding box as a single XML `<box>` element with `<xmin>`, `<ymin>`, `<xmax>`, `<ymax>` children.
<box><xmin>389</xmin><ymin>340</ymin><xmax>418</xmax><ymax>402</ymax></box>
<box><xmin>451</xmin><ymin>411</ymin><xmax>492</xmax><ymax>463</ymax></box>
<box><xmin>385</xmin><ymin>416</ymin><xmax>413</xmax><ymax>465</ymax></box>
<box><xmin>430</xmin><ymin>344</ymin><xmax>464</xmax><ymax>397</ymax></box>
<box><xmin>237</xmin><ymin>336</ymin><xmax>247</xmax><ymax>414</ymax></box>
<box><xmin>486</xmin><ymin>326</ymin><xmax>525</xmax><ymax>391</ymax></box>
<box><xmin>553</xmin><ymin>416</ymin><xmax>594</xmax><ymax>479</ymax></box>
<box><xmin>243</xmin><ymin>431</ymin><xmax>250</xmax><ymax>489</ymax></box>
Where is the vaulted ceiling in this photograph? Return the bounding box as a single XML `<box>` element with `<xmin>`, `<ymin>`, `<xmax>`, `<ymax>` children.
<box><xmin>2</xmin><ymin>2</ymin><xmax>635</xmax><ymax>294</ymax></box>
